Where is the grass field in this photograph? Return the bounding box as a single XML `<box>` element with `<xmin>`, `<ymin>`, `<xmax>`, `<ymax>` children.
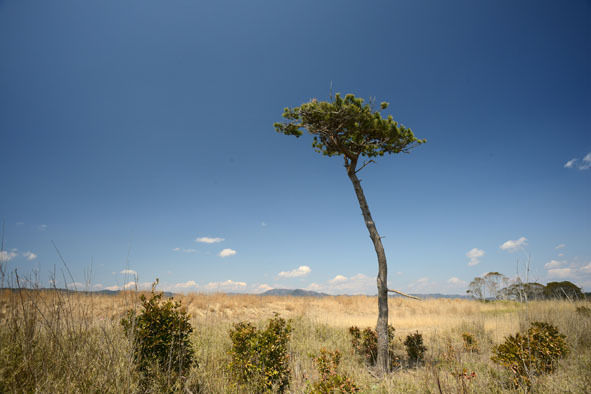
<box><xmin>1</xmin><ymin>285</ymin><xmax>590</xmax><ymax>393</ymax></box>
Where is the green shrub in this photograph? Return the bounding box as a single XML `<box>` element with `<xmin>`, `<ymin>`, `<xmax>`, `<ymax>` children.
<box><xmin>228</xmin><ymin>313</ymin><xmax>292</xmax><ymax>393</ymax></box>
<box><xmin>461</xmin><ymin>332</ymin><xmax>479</xmax><ymax>353</ymax></box>
<box><xmin>404</xmin><ymin>331</ymin><xmax>426</xmax><ymax>366</ymax></box>
<box><xmin>576</xmin><ymin>305</ymin><xmax>591</xmax><ymax>317</ymax></box>
<box><xmin>491</xmin><ymin>321</ymin><xmax>569</xmax><ymax>388</ymax></box>
<box><xmin>307</xmin><ymin>348</ymin><xmax>359</xmax><ymax>393</ymax></box>
<box><xmin>348</xmin><ymin>325</ymin><xmax>398</xmax><ymax>368</ymax></box>
<box><xmin>121</xmin><ymin>283</ymin><xmax>194</xmax><ymax>388</ymax></box>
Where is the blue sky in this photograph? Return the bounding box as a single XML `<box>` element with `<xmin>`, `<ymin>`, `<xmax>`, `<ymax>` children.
<box><xmin>1</xmin><ymin>0</ymin><xmax>589</xmax><ymax>294</ymax></box>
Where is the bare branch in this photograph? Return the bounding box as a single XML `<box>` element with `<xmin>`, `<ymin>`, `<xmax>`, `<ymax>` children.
<box><xmin>354</xmin><ymin>159</ymin><xmax>375</xmax><ymax>174</ymax></box>
<box><xmin>388</xmin><ymin>288</ymin><xmax>422</xmax><ymax>301</ymax></box>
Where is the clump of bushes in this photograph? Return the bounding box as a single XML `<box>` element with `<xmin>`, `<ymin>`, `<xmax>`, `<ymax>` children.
<box><xmin>462</xmin><ymin>332</ymin><xmax>479</xmax><ymax>353</ymax></box>
<box><xmin>491</xmin><ymin>321</ymin><xmax>569</xmax><ymax>388</ymax></box>
<box><xmin>348</xmin><ymin>325</ymin><xmax>398</xmax><ymax>368</ymax></box>
<box><xmin>307</xmin><ymin>348</ymin><xmax>359</xmax><ymax>393</ymax></box>
<box><xmin>404</xmin><ymin>331</ymin><xmax>427</xmax><ymax>366</ymax></box>
<box><xmin>121</xmin><ymin>282</ymin><xmax>195</xmax><ymax>390</ymax></box>
<box><xmin>228</xmin><ymin>314</ymin><xmax>292</xmax><ymax>393</ymax></box>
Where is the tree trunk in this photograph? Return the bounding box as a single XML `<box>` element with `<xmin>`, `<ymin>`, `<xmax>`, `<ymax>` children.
<box><xmin>347</xmin><ymin>169</ymin><xmax>389</xmax><ymax>374</ymax></box>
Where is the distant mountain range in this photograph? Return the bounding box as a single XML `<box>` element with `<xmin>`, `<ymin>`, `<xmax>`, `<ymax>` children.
<box><xmin>0</xmin><ymin>288</ymin><xmax>176</xmax><ymax>298</ymax></box>
<box><xmin>2</xmin><ymin>287</ymin><xmax>471</xmax><ymax>299</ymax></box>
<box><xmin>261</xmin><ymin>288</ymin><xmax>330</xmax><ymax>297</ymax></box>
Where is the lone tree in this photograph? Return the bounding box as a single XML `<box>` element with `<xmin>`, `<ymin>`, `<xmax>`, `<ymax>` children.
<box><xmin>274</xmin><ymin>93</ymin><xmax>426</xmax><ymax>373</ymax></box>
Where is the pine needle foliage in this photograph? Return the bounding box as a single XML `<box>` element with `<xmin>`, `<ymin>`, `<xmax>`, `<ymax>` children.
<box><xmin>274</xmin><ymin>93</ymin><xmax>425</xmax><ymax>159</ymax></box>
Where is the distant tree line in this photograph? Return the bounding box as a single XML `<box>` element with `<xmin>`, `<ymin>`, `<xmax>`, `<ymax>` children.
<box><xmin>467</xmin><ymin>272</ymin><xmax>585</xmax><ymax>301</ymax></box>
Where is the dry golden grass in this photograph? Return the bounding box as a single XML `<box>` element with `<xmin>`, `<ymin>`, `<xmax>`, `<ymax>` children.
<box><xmin>1</xmin><ymin>287</ymin><xmax>590</xmax><ymax>393</ymax></box>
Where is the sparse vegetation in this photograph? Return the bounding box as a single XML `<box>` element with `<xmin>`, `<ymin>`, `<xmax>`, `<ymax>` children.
<box><xmin>1</xmin><ymin>281</ymin><xmax>590</xmax><ymax>393</ymax></box>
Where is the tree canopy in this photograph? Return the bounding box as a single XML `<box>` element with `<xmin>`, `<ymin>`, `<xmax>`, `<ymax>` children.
<box><xmin>274</xmin><ymin>93</ymin><xmax>426</xmax><ymax>173</ymax></box>
<box><xmin>544</xmin><ymin>281</ymin><xmax>584</xmax><ymax>300</ymax></box>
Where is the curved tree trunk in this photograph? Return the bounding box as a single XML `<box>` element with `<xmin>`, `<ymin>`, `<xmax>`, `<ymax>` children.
<box><xmin>347</xmin><ymin>169</ymin><xmax>389</xmax><ymax>374</ymax></box>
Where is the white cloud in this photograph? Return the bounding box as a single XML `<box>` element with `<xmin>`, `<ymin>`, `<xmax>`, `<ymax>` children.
<box><xmin>305</xmin><ymin>273</ymin><xmax>374</xmax><ymax>295</ymax></box>
<box><xmin>447</xmin><ymin>277</ymin><xmax>466</xmax><ymax>286</ymax></box>
<box><xmin>558</xmin><ymin>253</ymin><xmax>564</xmax><ymax>257</ymax></box>
<box><xmin>120</xmin><ymin>281</ymin><xmax>151</xmax><ymax>290</ymax></box>
<box><xmin>306</xmin><ymin>283</ymin><xmax>322</xmax><ymax>291</ymax></box>
<box><xmin>0</xmin><ymin>250</ymin><xmax>18</xmax><ymax>262</ymax></box>
<box><xmin>253</xmin><ymin>283</ymin><xmax>273</xmax><ymax>293</ymax></box>
<box><xmin>261</xmin><ymin>222</ymin><xmax>267</xmax><ymax>227</ymax></box>
<box><xmin>173</xmin><ymin>248</ymin><xmax>196</xmax><ymax>253</ymax></box>
<box><xmin>328</xmin><ymin>275</ymin><xmax>347</xmax><ymax>284</ymax></box>
<box><xmin>466</xmin><ymin>248</ymin><xmax>485</xmax><ymax>266</ymax></box>
<box><xmin>123</xmin><ymin>281</ymin><xmax>137</xmax><ymax>289</ymax></box>
<box><xmin>37</xmin><ymin>224</ymin><xmax>47</xmax><ymax>231</ymax></box>
<box><xmin>120</xmin><ymin>269</ymin><xmax>137</xmax><ymax>275</ymax></box>
<box><xmin>105</xmin><ymin>285</ymin><xmax>121</xmax><ymax>291</ymax></box>
<box><xmin>175</xmin><ymin>280</ymin><xmax>198</xmax><ymax>289</ymax></box>
<box><xmin>67</xmin><ymin>282</ymin><xmax>85</xmax><ymax>289</ymax></box>
<box><xmin>219</xmin><ymin>248</ymin><xmax>237</xmax><ymax>258</ymax></box>
<box><xmin>407</xmin><ymin>277</ymin><xmax>432</xmax><ymax>293</ymax></box>
<box><xmin>564</xmin><ymin>158</ymin><xmax>577</xmax><ymax>168</ymax></box>
<box><xmin>205</xmin><ymin>279</ymin><xmax>247</xmax><ymax>291</ymax></box>
<box><xmin>278</xmin><ymin>265</ymin><xmax>311</xmax><ymax>278</ymax></box>
<box><xmin>544</xmin><ymin>260</ymin><xmax>564</xmax><ymax>269</ymax></box>
<box><xmin>580</xmin><ymin>263</ymin><xmax>591</xmax><ymax>274</ymax></box>
<box><xmin>580</xmin><ymin>153</ymin><xmax>591</xmax><ymax>170</ymax></box>
<box><xmin>564</xmin><ymin>153</ymin><xmax>591</xmax><ymax>170</ymax></box>
<box><xmin>500</xmin><ymin>237</ymin><xmax>527</xmax><ymax>252</ymax></box>
<box><xmin>22</xmin><ymin>251</ymin><xmax>38</xmax><ymax>261</ymax></box>
<box><xmin>547</xmin><ymin>268</ymin><xmax>574</xmax><ymax>279</ymax></box>
<box><xmin>196</xmin><ymin>236</ymin><xmax>224</xmax><ymax>244</ymax></box>
<box><xmin>93</xmin><ymin>284</ymin><xmax>104</xmax><ymax>289</ymax></box>
<box><xmin>555</xmin><ymin>244</ymin><xmax>566</xmax><ymax>250</ymax></box>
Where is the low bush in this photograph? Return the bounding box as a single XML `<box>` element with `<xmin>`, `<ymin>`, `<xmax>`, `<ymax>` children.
<box><xmin>228</xmin><ymin>313</ymin><xmax>292</xmax><ymax>393</ymax></box>
<box><xmin>461</xmin><ymin>332</ymin><xmax>479</xmax><ymax>353</ymax></box>
<box><xmin>121</xmin><ymin>282</ymin><xmax>195</xmax><ymax>390</ymax></box>
<box><xmin>348</xmin><ymin>325</ymin><xmax>398</xmax><ymax>368</ymax></box>
<box><xmin>404</xmin><ymin>331</ymin><xmax>427</xmax><ymax>366</ymax></box>
<box><xmin>491</xmin><ymin>321</ymin><xmax>569</xmax><ymax>388</ymax></box>
<box><xmin>307</xmin><ymin>348</ymin><xmax>359</xmax><ymax>393</ymax></box>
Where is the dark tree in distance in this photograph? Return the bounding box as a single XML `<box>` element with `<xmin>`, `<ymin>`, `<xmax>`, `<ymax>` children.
<box><xmin>544</xmin><ymin>281</ymin><xmax>584</xmax><ymax>300</ymax></box>
<box><xmin>274</xmin><ymin>93</ymin><xmax>426</xmax><ymax>374</ymax></box>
